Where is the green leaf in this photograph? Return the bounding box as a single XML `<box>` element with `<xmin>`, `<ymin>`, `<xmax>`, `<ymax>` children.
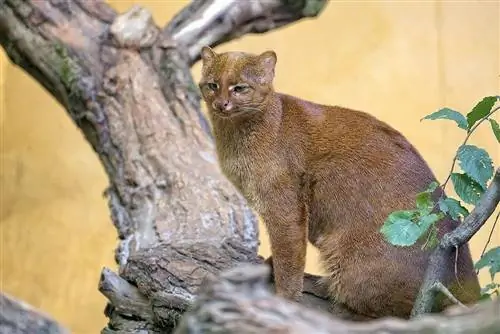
<box><xmin>438</xmin><ymin>197</ymin><xmax>469</xmax><ymax>220</ymax></box>
<box><xmin>489</xmin><ymin>119</ymin><xmax>500</xmax><ymax>143</ymax></box>
<box><xmin>422</xmin><ymin>108</ymin><xmax>468</xmax><ymax>130</ymax></box>
<box><xmin>381</xmin><ymin>210</ymin><xmax>422</xmax><ymax>246</ymax></box>
<box><xmin>479</xmin><ymin>292</ymin><xmax>492</xmax><ymax>301</ymax></box>
<box><xmin>450</xmin><ymin>173</ymin><xmax>484</xmax><ymax>205</ymax></box>
<box><xmin>480</xmin><ymin>282</ymin><xmax>500</xmax><ymax>295</ymax></box>
<box><xmin>456</xmin><ymin>145</ymin><xmax>494</xmax><ymax>188</ymax></box>
<box><xmin>381</xmin><ymin>210</ymin><xmax>442</xmax><ymax>247</ymax></box>
<box><xmin>418</xmin><ymin>213</ymin><xmax>442</xmax><ymax>234</ymax></box>
<box><xmin>479</xmin><ymin>282</ymin><xmax>499</xmax><ymax>301</ymax></box>
<box><xmin>466</xmin><ymin>96</ymin><xmax>498</xmax><ymax>129</ymax></box>
<box><xmin>415</xmin><ymin>181</ymin><xmax>440</xmax><ymax>215</ymax></box>
<box><xmin>416</xmin><ymin>192</ymin><xmax>434</xmax><ymax>214</ymax></box>
<box><xmin>424</xmin><ymin>181</ymin><xmax>439</xmax><ymax>193</ymax></box>
<box><xmin>422</xmin><ymin>225</ymin><xmax>439</xmax><ymax>251</ymax></box>
<box><xmin>474</xmin><ymin>246</ymin><xmax>500</xmax><ymax>280</ymax></box>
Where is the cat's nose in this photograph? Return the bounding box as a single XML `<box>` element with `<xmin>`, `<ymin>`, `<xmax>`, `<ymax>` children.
<box><xmin>213</xmin><ymin>100</ymin><xmax>233</xmax><ymax>112</ymax></box>
<box><xmin>222</xmin><ymin>101</ymin><xmax>233</xmax><ymax>111</ymax></box>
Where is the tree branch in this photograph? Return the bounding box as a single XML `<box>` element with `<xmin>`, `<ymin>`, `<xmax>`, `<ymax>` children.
<box><xmin>174</xmin><ymin>264</ymin><xmax>500</xmax><ymax>334</ymax></box>
<box><xmin>99</xmin><ymin>268</ymin><xmax>154</xmax><ymax>322</ymax></box>
<box><xmin>0</xmin><ymin>0</ymin><xmax>333</xmax><ymax>330</ymax></box>
<box><xmin>412</xmin><ymin>167</ymin><xmax>500</xmax><ymax>317</ymax></box>
<box><xmin>163</xmin><ymin>0</ymin><xmax>328</xmax><ymax>65</ymax></box>
<box><xmin>432</xmin><ymin>282</ymin><xmax>466</xmax><ymax>309</ymax></box>
<box><xmin>0</xmin><ymin>0</ymin><xmax>258</xmax><ymax>267</ymax></box>
<box><xmin>0</xmin><ymin>292</ymin><xmax>69</xmax><ymax>334</ymax></box>
<box><xmin>98</xmin><ymin>239</ymin><xmax>347</xmax><ymax>332</ymax></box>
<box><xmin>3</xmin><ymin>0</ymin><xmax>499</xmax><ymax>332</ymax></box>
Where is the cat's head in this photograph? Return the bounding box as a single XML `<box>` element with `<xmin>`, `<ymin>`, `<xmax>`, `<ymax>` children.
<box><xmin>198</xmin><ymin>46</ymin><xmax>277</xmax><ymax>119</ymax></box>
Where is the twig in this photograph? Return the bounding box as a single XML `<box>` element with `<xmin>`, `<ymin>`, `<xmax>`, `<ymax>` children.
<box><xmin>432</xmin><ymin>281</ymin><xmax>467</xmax><ymax>309</ymax></box>
<box><xmin>454</xmin><ymin>245</ymin><xmax>464</xmax><ymax>291</ymax></box>
<box><xmin>441</xmin><ymin>105</ymin><xmax>500</xmax><ymax>190</ymax></box>
<box><xmin>423</xmin><ymin>105</ymin><xmax>499</xmax><ymax>222</ymax></box>
<box><xmin>412</xmin><ymin>167</ymin><xmax>500</xmax><ymax>317</ymax></box>
<box><xmin>98</xmin><ymin>267</ymin><xmax>154</xmax><ymax>321</ymax></box>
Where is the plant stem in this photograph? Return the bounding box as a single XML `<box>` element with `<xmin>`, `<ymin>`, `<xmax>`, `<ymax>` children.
<box><xmin>441</xmin><ymin>105</ymin><xmax>500</xmax><ymax>191</ymax></box>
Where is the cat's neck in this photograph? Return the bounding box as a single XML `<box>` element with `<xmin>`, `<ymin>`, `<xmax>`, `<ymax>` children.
<box><xmin>211</xmin><ymin>93</ymin><xmax>282</xmax><ymax>156</ymax></box>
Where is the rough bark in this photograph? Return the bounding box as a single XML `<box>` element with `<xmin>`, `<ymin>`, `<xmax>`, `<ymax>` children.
<box><xmin>98</xmin><ymin>240</ymin><xmax>341</xmax><ymax>332</ymax></box>
<box><xmin>1</xmin><ymin>0</ymin><xmax>499</xmax><ymax>333</ymax></box>
<box><xmin>0</xmin><ymin>293</ymin><xmax>69</xmax><ymax>334</ymax></box>
<box><xmin>0</xmin><ymin>0</ymin><xmax>259</xmax><ymax>265</ymax></box>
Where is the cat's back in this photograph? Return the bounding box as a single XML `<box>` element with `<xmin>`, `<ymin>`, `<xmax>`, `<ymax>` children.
<box><xmin>277</xmin><ymin>93</ymin><xmax>436</xmax><ymax>195</ymax></box>
<box><xmin>278</xmin><ymin>93</ymin><xmax>407</xmax><ymax>143</ymax></box>
<box><xmin>278</xmin><ymin>93</ymin><xmax>427</xmax><ymax>165</ymax></box>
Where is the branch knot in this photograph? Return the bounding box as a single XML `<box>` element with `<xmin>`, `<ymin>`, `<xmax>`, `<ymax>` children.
<box><xmin>110</xmin><ymin>5</ymin><xmax>159</xmax><ymax>49</ymax></box>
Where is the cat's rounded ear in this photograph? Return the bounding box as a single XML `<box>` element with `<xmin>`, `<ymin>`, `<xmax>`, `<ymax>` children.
<box><xmin>258</xmin><ymin>50</ymin><xmax>277</xmax><ymax>73</ymax></box>
<box><xmin>201</xmin><ymin>46</ymin><xmax>216</xmax><ymax>62</ymax></box>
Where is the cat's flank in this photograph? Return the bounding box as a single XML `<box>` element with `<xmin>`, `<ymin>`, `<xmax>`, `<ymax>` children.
<box><xmin>198</xmin><ymin>46</ymin><xmax>480</xmax><ymax>319</ymax></box>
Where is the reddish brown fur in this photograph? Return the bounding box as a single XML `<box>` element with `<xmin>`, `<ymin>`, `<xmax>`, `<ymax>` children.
<box><xmin>198</xmin><ymin>47</ymin><xmax>480</xmax><ymax>319</ymax></box>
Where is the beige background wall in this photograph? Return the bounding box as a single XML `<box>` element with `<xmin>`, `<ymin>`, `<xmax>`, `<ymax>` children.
<box><xmin>1</xmin><ymin>1</ymin><xmax>499</xmax><ymax>333</ymax></box>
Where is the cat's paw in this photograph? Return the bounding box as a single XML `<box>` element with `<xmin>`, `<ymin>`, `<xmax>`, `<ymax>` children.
<box><xmin>275</xmin><ymin>287</ymin><xmax>303</xmax><ymax>302</ymax></box>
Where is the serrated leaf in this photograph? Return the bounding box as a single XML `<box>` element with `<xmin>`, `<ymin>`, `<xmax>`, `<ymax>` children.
<box><xmin>422</xmin><ymin>108</ymin><xmax>468</xmax><ymax>130</ymax></box>
<box><xmin>489</xmin><ymin>119</ymin><xmax>500</xmax><ymax>143</ymax></box>
<box><xmin>381</xmin><ymin>210</ymin><xmax>422</xmax><ymax>246</ymax></box>
<box><xmin>466</xmin><ymin>96</ymin><xmax>498</xmax><ymax>129</ymax></box>
<box><xmin>457</xmin><ymin>145</ymin><xmax>494</xmax><ymax>188</ymax></box>
<box><xmin>474</xmin><ymin>246</ymin><xmax>500</xmax><ymax>280</ymax></box>
<box><xmin>451</xmin><ymin>173</ymin><xmax>484</xmax><ymax>205</ymax></box>
<box><xmin>438</xmin><ymin>197</ymin><xmax>469</xmax><ymax>220</ymax></box>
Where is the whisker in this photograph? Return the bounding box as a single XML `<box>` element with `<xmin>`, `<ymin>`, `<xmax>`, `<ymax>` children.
<box><xmin>239</xmin><ymin>107</ymin><xmax>262</xmax><ymax>113</ymax></box>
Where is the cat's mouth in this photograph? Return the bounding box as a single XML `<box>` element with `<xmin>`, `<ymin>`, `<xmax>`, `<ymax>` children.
<box><xmin>214</xmin><ymin>107</ymin><xmax>260</xmax><ymax>119</ymax></box>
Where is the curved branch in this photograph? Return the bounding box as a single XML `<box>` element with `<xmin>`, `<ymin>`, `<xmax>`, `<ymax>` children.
<box><xmin>6</xmin><ymin>1</ymin><xmax>499</xmax><ymax>333</ymax></box>
<box><xmin>412</xmin><ymin>167</ymin><xmax>500</xmax><ymax>316</ymax></box>
<box><xmin>164</xmin><ymin>0</ymin><xmax>328</xmax><ymax>65</ymax></box>
<box><xmin>0</xmin><ymin>0</ymin><xmax>258</xmax><ymax>267</ymax></box>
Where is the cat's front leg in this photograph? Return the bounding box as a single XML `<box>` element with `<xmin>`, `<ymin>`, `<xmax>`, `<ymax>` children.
<box><xmin>260</xmin><ymin>184</ymin><xmax>308</xmax><ymax>302</ymax></box>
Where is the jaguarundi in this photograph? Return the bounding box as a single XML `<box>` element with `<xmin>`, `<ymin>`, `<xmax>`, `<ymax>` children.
<box><xmin>197</xmin><ymin>46</ymin><xmax>480</xmax><ymax>319</ymax></box>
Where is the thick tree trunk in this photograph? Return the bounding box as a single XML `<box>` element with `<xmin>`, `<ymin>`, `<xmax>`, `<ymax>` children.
<box><xmin>1</xmin><ymin>1</ymin><xmax>499</xmax><ymax>333</ymax></box>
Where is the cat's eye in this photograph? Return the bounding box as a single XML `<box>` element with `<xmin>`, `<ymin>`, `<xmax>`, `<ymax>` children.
<box><xmin>232</xmin><ymin>84</ymin><xmax>249</xmax><ymax>93</ymax></box>
<box><xmin>207</xmin><ymin>82</ymin><xmax>219</xmax><ymax>91</ymax></box>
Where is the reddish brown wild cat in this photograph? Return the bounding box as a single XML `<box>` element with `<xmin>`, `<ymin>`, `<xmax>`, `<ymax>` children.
<box><xmin>198</xmin><ymin>46</ymin><xmax>480</xmax><ymax>319</ymax></box>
